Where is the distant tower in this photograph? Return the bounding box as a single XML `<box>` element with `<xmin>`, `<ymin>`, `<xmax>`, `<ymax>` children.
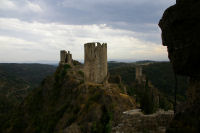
<box><xmin>136</xmin><ymin>66</ymin><xmax>145</xmax><ymax>83</ymax></box>
<box><xmin>84</xmin><ymin>42</ymin><xmax>107</xmax><ymax>83</ymax></box>
<box><xmin>60</xmin><ymin>50</ymin><xmax>72</xmax><ymax>65</ymax></box>
<box><xmin>136</xmin><ymin>66</ymin><xmax>142</xmax><ymax>80</ymax></box>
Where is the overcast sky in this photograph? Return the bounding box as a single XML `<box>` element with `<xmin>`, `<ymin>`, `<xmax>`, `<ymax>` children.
<box><xmin>0</xmin><ymin>0</ymin><xmax>175</xmax><ymax>63</ymax></box>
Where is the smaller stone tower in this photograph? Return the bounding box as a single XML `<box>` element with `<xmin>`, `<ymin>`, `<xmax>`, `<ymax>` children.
<box><xmin>84</xmin><ymin>42</ymin><xmax>107</xmax><ymax>84</ymax></box>
<box><xmin>136</xmin><ymin>66</ymin><xmax>142</xmax><ymax>80</ymax></box>
<box><xmin>60</xmin><ymin>50</ymin><xmax>72</xmax><ymax>65</ymax></box>
<box><xmin>135</xmin><ymin>66</ymin><xmax>146</xmax><ymax>83</ymax></box>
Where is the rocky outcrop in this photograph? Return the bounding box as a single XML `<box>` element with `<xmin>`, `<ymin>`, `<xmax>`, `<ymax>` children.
<box><xmin>159</xmin><ymin>0</ymin><xmax>200</xmax><ymax>77</ymax></box>
<box><xmin>159</xmin><ymin>0</ymin><xmax>200</xmax><ymax>132</ymax></box>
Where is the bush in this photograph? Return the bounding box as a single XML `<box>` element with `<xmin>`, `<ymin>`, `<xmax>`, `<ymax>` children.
<box><xmin>91</xmin><ymin>105</ymin><xmax>113</xmax><ymax>133</ymax></box>
<box><xmin>78</xmin><ymin>71</ymin><xmax>84</xmax><ymax>77</ymax></box>
<box><xmin>141</xmin><ymin>80</ymin><xmax>159</xmax><ymax>114</ymax></box>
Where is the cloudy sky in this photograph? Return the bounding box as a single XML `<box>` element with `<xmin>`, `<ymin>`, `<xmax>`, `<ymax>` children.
<box><xmin>0</xmin><ymin>0</ymin><xmax>175</xmax><ymax>63</ymax></box>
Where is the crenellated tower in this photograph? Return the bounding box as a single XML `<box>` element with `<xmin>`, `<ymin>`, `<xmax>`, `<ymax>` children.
<box><xmin>84</xmin><ymin>42</ymin><xmax>107</xmax><ymax>83</ymax></box>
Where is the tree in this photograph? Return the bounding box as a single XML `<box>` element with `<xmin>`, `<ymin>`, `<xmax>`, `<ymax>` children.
<box><xmin>141</xmin><ymin>79</ymin><xmax>159</xmax><ymax>114</ymax></box>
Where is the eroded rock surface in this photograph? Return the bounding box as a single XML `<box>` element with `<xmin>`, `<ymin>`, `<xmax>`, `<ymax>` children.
<box><xmin>159</xmin><ymin>0</ymin><xmax>200</xmax><ymax>77</ymax></box>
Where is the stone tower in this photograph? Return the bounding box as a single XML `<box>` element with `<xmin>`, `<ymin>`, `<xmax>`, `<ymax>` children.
<box><xmin>135</xmin><ymin>66</ymin><xmax>146</xmax><ymax>83</ymax></box>
<box><xmin>136</xmin><ymin>66</ymin><xmax>142</xmax><ymax>81</ymax></box>
<box><xmin>60</xmin><ymin>50</ymin><xmax>72</xmax><ymax>65</ymax></box>
<box><xmin>84</xmin><ymin>42</ymin><xmax>107</xmax><ymax>84</ymax></box>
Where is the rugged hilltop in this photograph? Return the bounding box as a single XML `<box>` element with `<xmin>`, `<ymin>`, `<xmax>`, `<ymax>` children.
<box><xmin>0</xmin><ymin>61</ymin><xmax>180</xmax><ymax>133</ymax></box>
<box><xmin>2</xmin><ymin>63</ymin><xmax>135</xmax><ymax>133</ymax></box>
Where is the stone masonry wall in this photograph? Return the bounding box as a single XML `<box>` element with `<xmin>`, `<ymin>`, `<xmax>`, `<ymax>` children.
<box><xmin>136</xmin><ymin>66</ymin><xmax>142</xmax><ymax>81</ymax></box>
<box><xmin>84</xmin><ymin>42</ymin><xmax>107</xmax><ymax>83</ymax></box>
<box><xmin>112</xmin><ymin>109</ymin><xmax>174</xmax><ymax>133</ymax></box>
<box><xmin>135</xmin><ymin>66</ymin><xmax>146</xmax><ymax>84</ymax></box>
<box><xmin>60</xmin><ymin>50</ymin><xmax>72</xmax><ymax>65</ymax></box>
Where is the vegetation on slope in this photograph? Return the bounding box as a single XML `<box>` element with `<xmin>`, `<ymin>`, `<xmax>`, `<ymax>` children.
<box><xmin>0</xmin><ymin>63</ymin><xmax>56</xmax><ymax>104</ymax></box>
<box><xmin>0</xmin><ymin>61</ymin><xmax>189</xmax><ymax>132</ymax></box>
<box><xmin>109</xmin><ymin>61</ymin><xmax>189</xmax><ymax>110</ymax></box>
<box><xmin>1</xmin><ymin>64</ymin><xmax>135</xmax><ymax>133</ymax></box>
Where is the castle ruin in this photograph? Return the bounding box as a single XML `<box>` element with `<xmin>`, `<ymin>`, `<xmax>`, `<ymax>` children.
<box><xmin>60</xmin><ymin>50</ymin><xmax>72</xmax><ymax>65</ymax></box>
<box><xmin>84</xmin><ymin>42</ymin><xmax>107</xmax><ymax>84</ymax></box>
<box><xmin>135</xmin><ymin>66</ymin><xmax>146</xmax><ymax>83</ymax></box>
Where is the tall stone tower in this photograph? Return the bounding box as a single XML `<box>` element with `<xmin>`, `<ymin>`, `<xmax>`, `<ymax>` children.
<box><xmin>84</xmin><ymin>42</ymin><xmax>107</xmax><ymax>84</ymax></box>
<box><xmin>60</xmin><ymin>50</ymin><xmax>72</xmax><ymax>65</ymax></box>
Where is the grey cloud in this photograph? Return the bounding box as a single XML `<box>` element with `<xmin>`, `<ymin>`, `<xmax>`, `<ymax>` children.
<box><xmin>35</xmin><ymin>0</ymin><xmax>175</xmax><ymax>43</ymax></box>
<box><xmin>0</xmin><ymin>0</ymin><xmax>174</xmax><ymax>62</ymax></box>
<box><xmin>0</xmin><ymin>0</ymin><xmax>175</xmax><ymax>29</ymax></box>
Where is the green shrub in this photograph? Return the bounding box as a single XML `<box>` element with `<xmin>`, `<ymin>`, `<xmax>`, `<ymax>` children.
<box><xmin>91</xmin><ymin>122</ymin><xmax>97</xmax><ymax>133</ymax></box>
<box><xmin>63</xmin><ymin>64</ymin><xmax>71</xmax><ymax>70</ymax></box>
<box><xmin>78</xmin><ymin>71</ymin><xmax>84</xmax><ymax>77</ymax></box>
<box><xmin>100</xmin><ymin>105</ymin><xmax>113</xmax><ymax>133</ymax></box>
<box><xmin>141</xmin><ymin>80</ymin><xmax>159</xmax><ymax>114</ymax></box>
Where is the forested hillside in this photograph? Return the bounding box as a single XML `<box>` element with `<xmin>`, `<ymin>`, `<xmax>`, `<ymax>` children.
<box><xmin>0</xmin><ymin>62</ymin><xmax>188</xmax><ymax>106</ymax></box>
<box><xmin>0</xmin><ymin>63</ymin><xmax>56</xmax><ymax>104</ymax></box>
<box><xmin>108</xmin><ymin>61</ymin><xmax>189</xmax><ymax>107</ymax></box>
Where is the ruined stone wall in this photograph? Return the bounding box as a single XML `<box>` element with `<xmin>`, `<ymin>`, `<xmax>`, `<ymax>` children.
<box><xmin>84</xmin><ymin>42</ymin><xmax>107</xmax><ymax>83</ymax></box>
<box><xmin>60</xmin><ymin>50</ymin><xmax>72</xmax><ymax>65</ymax></box>
<box><xmin>135</xmin><ymin>66</ymin><xmax>146</xmax><ymax>84</ymax></box>
<box><xmin>112</xmin><ymin>109</ymin><xmax>174</xmax><ymax>133</ymax></box>
<box><xmin>136</xmin><ymin>66</ymin><xmax>142</xmax><ymax>81</ymax></box>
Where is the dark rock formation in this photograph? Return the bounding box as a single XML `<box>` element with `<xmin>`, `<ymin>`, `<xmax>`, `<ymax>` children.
<box><xmin>159</xmin><ymin>0</ymin><xmax>200</xmax><ymax>132</ymax></box>
<box><xmin>159</xmin><ymin>0</ymin><xmax>200</xmax><ymax>78</ymax></box>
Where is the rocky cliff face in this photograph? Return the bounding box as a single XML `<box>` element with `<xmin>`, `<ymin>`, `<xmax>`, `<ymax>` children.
<box><xmin>159</xmin><ymin>0</ymin><xmax>200</xmax><ymax>77</ymax></box>
<box><xmin>159</xmin><ymin>0</ymin><xmax>200</xmax><ymax>132</ymax></box>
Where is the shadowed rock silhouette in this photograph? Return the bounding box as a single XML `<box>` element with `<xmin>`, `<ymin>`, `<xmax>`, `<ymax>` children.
<box><xmin>159</xmin><ymin>0</ymin><xmax>200</xmax><ymax>132</ymax></box>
